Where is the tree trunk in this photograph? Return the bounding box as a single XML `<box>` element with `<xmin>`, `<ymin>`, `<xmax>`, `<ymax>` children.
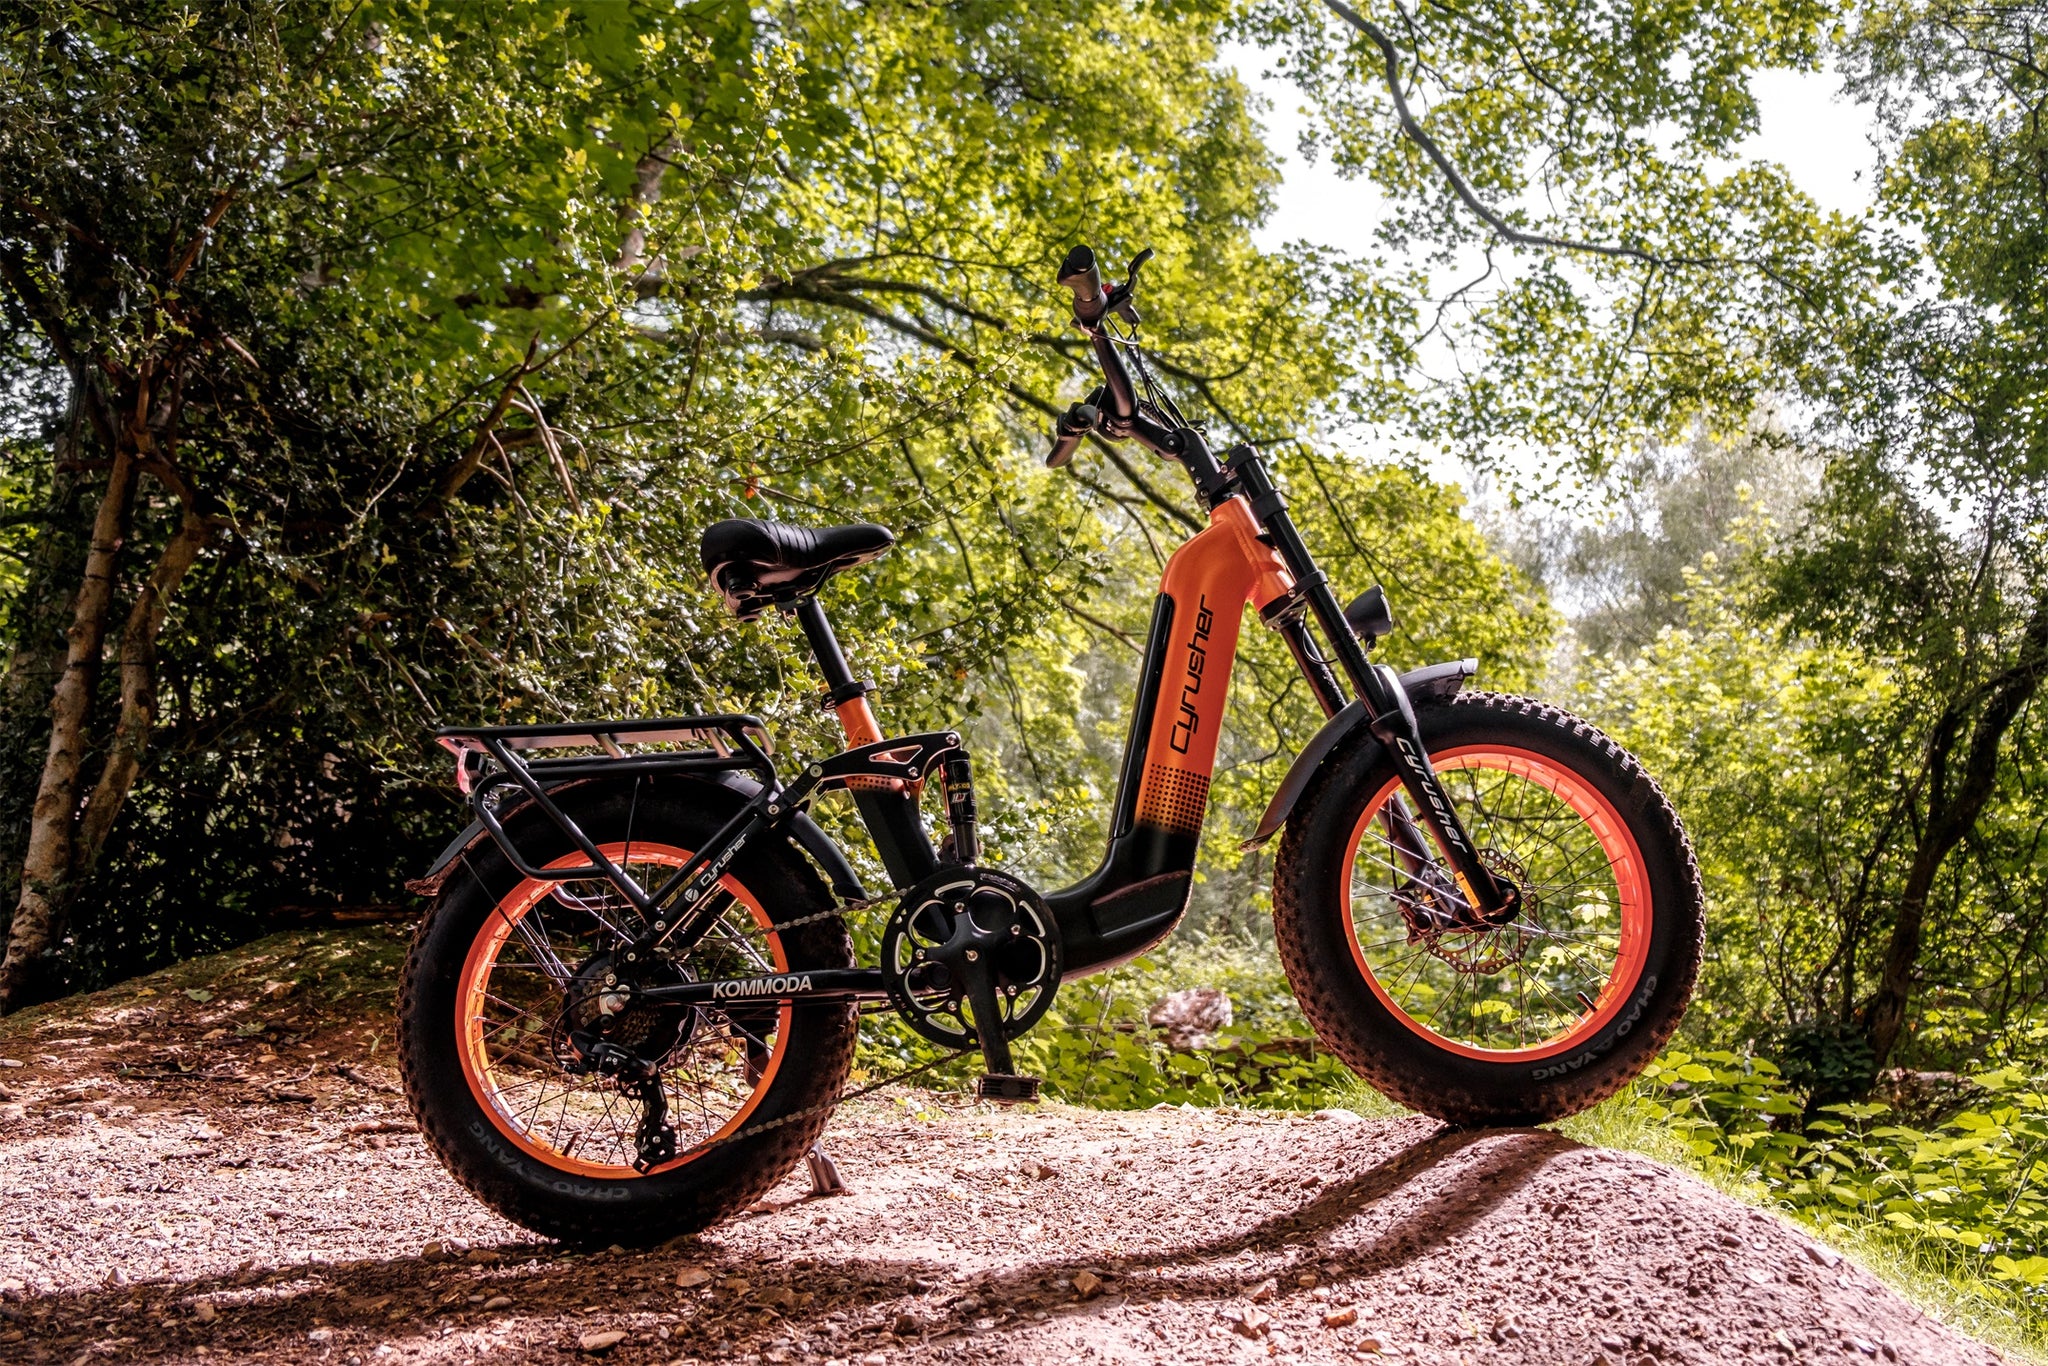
<box><xmin>74</xmin><ymin>507</ymin><xmax>208</xmax><ymax>870</ymax></box>
<box><xmin>0</xmin><ymin>414</ymin><xmax>93</xmax><ymax>905</ymax></box>
<box><xmin>0</xmin><ymin>443</ymin><xmax>138</xmax><ymax>1009</ymax></box>
<box><xmin>1861</xmin><ymin>590</ymin><xmax>2048</xmax><ymax>1072</ymax></box>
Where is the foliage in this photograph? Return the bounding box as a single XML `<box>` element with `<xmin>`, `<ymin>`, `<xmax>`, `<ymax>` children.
<box><xmin>1633</xmin><ymin>1049</ymin><xmax>2048</xmax><ymax>1336</ymax></box>
<box><xmin>855</xmin><ymin>930</ymin><xmax>1359</xmax><ymax>1112</ymax></box>
<box><xmin>0</xmin><ymin>0</ymin><xmax>1564</xmax><ymax>999</ymax></box>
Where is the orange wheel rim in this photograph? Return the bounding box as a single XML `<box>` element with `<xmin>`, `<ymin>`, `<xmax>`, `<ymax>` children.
<box><xmin>456</xmin><ymin>842</ymin><xmax>790</xmax><ymax>1178</ymax></box>
<box><xmin>1340</xmin><ymin>746</ymin><xmax>1653</xmax><ymax>1061</ymax></box>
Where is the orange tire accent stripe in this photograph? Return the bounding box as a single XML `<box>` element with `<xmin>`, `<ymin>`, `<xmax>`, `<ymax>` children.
<box><xmin>455</xmin><ymin>842</ymin><xmax>790</xmax><ymax>1179</ymax></box>
<box><xmin>1340</xmin><ymin>746</ymin><xmax>1654</xmax><ymax>1062</ymax></box>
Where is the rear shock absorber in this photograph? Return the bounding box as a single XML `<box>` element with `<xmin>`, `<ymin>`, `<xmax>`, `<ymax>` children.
<box><xmin>941</xmin><ymin>753</ymin><xmax>979</xmax><ymax>865</ymax></box>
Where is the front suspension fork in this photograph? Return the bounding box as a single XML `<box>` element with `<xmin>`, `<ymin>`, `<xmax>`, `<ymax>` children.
<box><xmin>1244</xmin><ymin>454</ymin><xmax>1515</xmax><ymax>921</ymax></box>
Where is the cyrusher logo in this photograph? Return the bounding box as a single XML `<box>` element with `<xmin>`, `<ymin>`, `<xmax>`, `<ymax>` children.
<box><xmin>1169</xmin><ymin>596</ymin><xmax>1216</xmax><ymax>754</ymax></box>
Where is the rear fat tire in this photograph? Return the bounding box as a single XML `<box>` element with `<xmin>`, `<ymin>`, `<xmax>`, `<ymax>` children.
<box><xmin>397</xmin><ymin>782</ymin><xmax>858</xmax><ymax>1244</ymax></box>
<box><xmin>1273</xmin><ymin>692</ymin><xmax>1704</xmax><ymax>1126</ymax></box>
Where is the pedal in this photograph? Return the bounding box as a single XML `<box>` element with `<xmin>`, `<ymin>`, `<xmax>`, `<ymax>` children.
<box><xmin>975</xmin><ymin>1073</ymin><xmax>1042</xmax><ymax>1105</ymax></box>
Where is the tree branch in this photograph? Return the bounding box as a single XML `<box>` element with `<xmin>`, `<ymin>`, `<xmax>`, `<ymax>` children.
<box><xmin>1322</xmin><ymin>0</ymin><xmax>1676</xmax><ymax>267</ymax></box>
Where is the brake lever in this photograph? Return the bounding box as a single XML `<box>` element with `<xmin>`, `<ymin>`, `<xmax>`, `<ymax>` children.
<box><xmin>1112</xmin><ymin>248</ymin><xmax>1153</xmax><ymax>324</ymax></box>
<box><xmin>1096</xmin><ymin>248</ymin><xmax>1154</xmax><ymax>328</ymax></box>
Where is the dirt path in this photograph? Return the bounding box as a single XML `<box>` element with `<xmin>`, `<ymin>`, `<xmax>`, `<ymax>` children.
<box><xmin>0</xmin><ymin>930</ymin><xmax>2011</xmax><ymax>1366</ymax></box>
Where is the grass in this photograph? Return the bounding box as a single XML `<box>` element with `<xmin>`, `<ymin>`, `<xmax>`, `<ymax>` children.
<box><xmin>1560</xmin><ymin>1088</ymin><xmax>2048</xmax><ymax>1365</ymax></box>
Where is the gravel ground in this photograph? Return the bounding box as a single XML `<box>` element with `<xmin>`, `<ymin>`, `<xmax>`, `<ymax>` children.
<box><xmin>0</xmin><ymin>929</ymin><xmax>2013</xmax><ymax>1366</ymax></box>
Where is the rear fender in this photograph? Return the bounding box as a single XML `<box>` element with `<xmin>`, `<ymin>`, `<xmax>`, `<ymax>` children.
<box><xmin>405</xmin><ymin>772</ymin><xmax>866</xmax><ymax>903</ymax></box>
<box><xmin>1242</xmin><ymin>658</ymin><xmax>1477</xmax><ymax>850</ymax></box>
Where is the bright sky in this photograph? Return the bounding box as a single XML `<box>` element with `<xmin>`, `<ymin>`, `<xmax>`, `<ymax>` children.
<box><xmin>1224</xmin><ymin>43</ymin><xmax>1880</xmax><ymax>254</ymax></box>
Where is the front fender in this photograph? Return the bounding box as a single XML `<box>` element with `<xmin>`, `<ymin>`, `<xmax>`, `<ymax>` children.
<box><xmin>405</xmin><ymin>771</ymin><xmax>867</xmax><ymax>903</ymax></box>
<box><xmin>1241</xmin><ymin>658</ymin><xmax>1477</xmax><ymax>850</ymax></box>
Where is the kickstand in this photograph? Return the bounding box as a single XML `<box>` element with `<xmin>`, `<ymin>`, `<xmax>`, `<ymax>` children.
<box><xmin>805</xmin><ymin>1143</ymin><xmax>848</xmax><ymax>1198</ymax></box>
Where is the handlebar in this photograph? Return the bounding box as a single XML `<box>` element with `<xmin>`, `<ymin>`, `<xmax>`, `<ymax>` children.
<box><xmin>1046</xmin><ymin>399</ymin><xmax>1099</xmax><ymax>469</ymax></box>
<box><xmin>1047</xmin><ymin>244</ymin><xmax>1166</xmax><ymax>467</ymax></box>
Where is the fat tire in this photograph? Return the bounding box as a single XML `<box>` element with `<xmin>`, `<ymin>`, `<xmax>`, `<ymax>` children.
<box><xmin>1273</xmin><ymin>691</ymin><xmax>1704</xmax><ymax>1126</ymax></box>
<box><xmin>398</xmin><ymin>780</ymin><xmax>857</xmax><ymax>1244</ymax></box>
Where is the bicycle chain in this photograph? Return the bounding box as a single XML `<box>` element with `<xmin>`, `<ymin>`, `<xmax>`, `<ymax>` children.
<box><xmin>678</xmin><ymin>886</ymin><xmax>980</xmax><ymax>1157</ymax></box>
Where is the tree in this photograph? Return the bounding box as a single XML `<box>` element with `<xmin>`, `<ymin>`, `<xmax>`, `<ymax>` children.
<box><xmin>1</xmin><ymin>0</ymin><xmax>1548</xmax><ymax>1005</ymax></box>
<box><xmin>1255</xmin><ymin>0</ymin><xmax>2048</xmax><ymax>1086</ymax></box>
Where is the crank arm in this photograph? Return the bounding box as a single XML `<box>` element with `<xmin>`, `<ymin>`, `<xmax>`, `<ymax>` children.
<box><xmin>635</xmin><ymin>968</ymin><xmax>889</xmax><ymax>1006</ymax></box>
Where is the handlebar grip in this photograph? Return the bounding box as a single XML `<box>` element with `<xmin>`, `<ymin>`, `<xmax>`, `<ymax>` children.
<box><xmin>1057</xmin><ymin>245</ymin><xmax>1106</xmax><ymax>323</ymax></box>
<box><xmin>1046</xmin><ymin>400</ymin><xmax>1099</xmax><ymax>468</ymax></box>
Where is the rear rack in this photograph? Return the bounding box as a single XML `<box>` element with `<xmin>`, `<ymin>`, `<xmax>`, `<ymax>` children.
<box><xmin>435</xmin><ymin>714</ymin><xmax>782</xmax><ymax>900</ymax></box>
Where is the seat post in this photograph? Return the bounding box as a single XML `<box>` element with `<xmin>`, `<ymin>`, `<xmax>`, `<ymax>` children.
<box><xmin>793</xmin><ymin>596</ymin><xmax>882</xmax><ymax>746</ymax></box>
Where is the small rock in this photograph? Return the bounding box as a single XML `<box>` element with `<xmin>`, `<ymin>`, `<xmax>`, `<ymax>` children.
<box><xmin>0</xmin><ymin>1058</ymin><xmax>20</xmax><ymax>1068</ymax></box>
<box><xmin>1247</xmin><ymin>1277</ymin><xmax>1278</xmax><ymax>1303</ymax></box>
<box><xmin>484</xmin><ymin>1296</ymin><xmax>513</xmax><ymax>1311</ymax></box>
<box><xmin>1635</xmin><ymin>1356</ymin><xmax>1657</xmax><ymax>1366</ymax></box>
<box><xmin>1848</xmin><ymin>1339</ymin><xmax>1878</xmax><ymax>1358</ymax></box>
<box><xmin>675</xmin><ymin>1266</ymin><xmax>713</xmax><ymax>1288</ymax></box>
<box><xmin>1018</xmin><ymin>1159</ymin><xmax>1057</xmax><ymax>1181</ymax></box>
<box><xmin>1073</xmin><ymin>1270</ymin><xmax>1104</xmax><ymax>1300</ymax></box>
<box><xmin>1589</xmin><ymin>1356</ymin><xmax>1613</xmax><ymax>1366</ymax></box>
<box><xmin>1233</xmin><ymin>1306</ymin><xmax>1271</xmax><ymax>1339</ymax></box>
<box><xmin>307</xmin><ymin>1328</ymin><xmax>335</xmax><ymax>1344</ymax></box>
<box><xmin>193</xmin><ymin>1301</ymin><xmax>217</xmax><ymax>1323</ymax></box>
<box><xmin>1147</xmin><ymin>986</ymin><xmax>1232</xmax><ymax>1049</ymax></box>
<box><xmin>1296</xmin><ymin>1270</ymin><xmax>1318</xmax><ymax>1287</ymax></box>
<box><xmin>0</xmin><ymin>1105</ymin><xmax>22</xmax><ymax>1122</ymax></box>
<box><xmin>1324</xmin><ymin>1307</ymin><xmax>1358</xmax><ymax>1328</ymax></box>
<box><xmin>1600</xmin><ymin>1338</ymin><xmax>1626</xmax><ymax>1352</ymax></box>
<box><xmin>891</xmin><ymin>1312</ymin><xmax>921</xmax><ymax>1336</ymax></box>
<box><xmin>578</xmin><ymin>1330</ymin><xmax>627</xmax><ymax>1353</ymax></box>
<box><xmin>1803</xmin><ymin>1243</ymin><xmax>1842</xmax><ymax>1269</ymax></box>
<box><xmin>1312</xmin><ymin>1107</ymin><xmax>1363</xmax><ymax>1122</ymax></box>
<box><xmin>861</xmin><ymin>1356</ymin><xmax>888</xmax><ymax>1366</ymax></box>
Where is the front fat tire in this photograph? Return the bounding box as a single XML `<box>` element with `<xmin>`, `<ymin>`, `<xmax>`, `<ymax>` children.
<box><xmin>397</xmin><ymin>783</ymin><xmax>858</xmax><ymax>1245</ymax></box>
<box><xmin>1273</xmin><ymin>692</ymin><xmax>1704</xmax><ymax>1126</ymax></box>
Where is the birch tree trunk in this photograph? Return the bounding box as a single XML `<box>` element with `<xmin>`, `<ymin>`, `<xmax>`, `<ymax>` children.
<box><xmin>0</xmin><ymin>441</ymin><xmax>138</xmax><ymax>1008</ymax></box>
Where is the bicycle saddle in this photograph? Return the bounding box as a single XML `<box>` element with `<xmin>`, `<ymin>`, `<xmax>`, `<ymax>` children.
<box><xmin>700</xmin><ymin>518</ymin><xmax>895</xmax><ymax>620</ymax></box>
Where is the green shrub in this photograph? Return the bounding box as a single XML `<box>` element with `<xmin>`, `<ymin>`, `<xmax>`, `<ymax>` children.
<box><xmin>1637</xmin><ymin>1050</ymin><xmax>2048</xmax><ymax>1330</ymax></box>
<box><xmin>852</xmin><ymin>930</ymin><xmax>1358</xmax><ymax>1111</ymax></box>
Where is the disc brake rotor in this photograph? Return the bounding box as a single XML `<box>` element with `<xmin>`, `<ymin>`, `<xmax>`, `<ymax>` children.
<box><xmin>1410</xmin><ymin>850</ymin><xmax>1536</xmax><ymax>976</ymax></box>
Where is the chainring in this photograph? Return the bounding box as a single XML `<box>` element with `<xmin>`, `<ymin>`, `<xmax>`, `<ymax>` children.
<box><xmin>881</xmin><ymin>867</ymin><xmax>1061</xmax><ymax>1049</ymax></box>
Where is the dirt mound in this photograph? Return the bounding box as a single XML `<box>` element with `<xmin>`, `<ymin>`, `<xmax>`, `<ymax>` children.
<box><xmin>0</xmin><ymin>930</ymin><xmax>2009</xmax><ymax>1365</ymax></box>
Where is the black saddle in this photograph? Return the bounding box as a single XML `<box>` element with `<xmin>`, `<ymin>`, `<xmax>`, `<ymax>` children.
<box><xmin>700</xmin><ymin>518</ymin><xmax>895</xmax><ymax>620</ymax></box>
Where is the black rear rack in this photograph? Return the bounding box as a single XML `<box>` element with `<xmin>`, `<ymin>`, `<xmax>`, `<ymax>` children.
<box><xmin>436</xmin><ymin>714</ymin><xmax>782</xmax><ymax>904</ymax></box>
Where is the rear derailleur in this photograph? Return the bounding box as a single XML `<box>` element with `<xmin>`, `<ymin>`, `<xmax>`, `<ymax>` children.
<box><xmin>553</xmin><ymin>953</ymin><xmax>687</xmax><ymax>1172</ymax></box>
